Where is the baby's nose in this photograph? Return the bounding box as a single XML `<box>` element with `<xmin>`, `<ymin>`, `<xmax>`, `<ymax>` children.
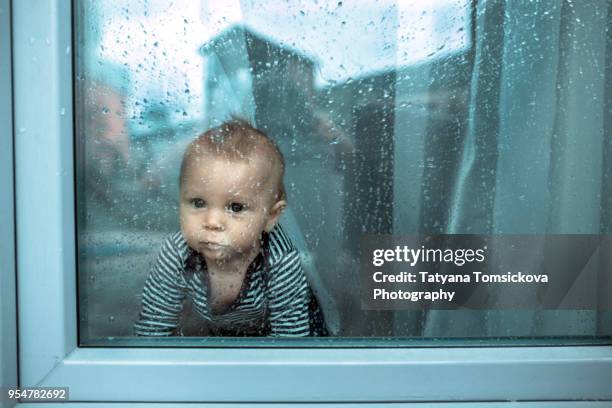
<box><xmin>203</xmin><ymin>208</ymin><xmax>224</xmax><ymax>230</ymax></box>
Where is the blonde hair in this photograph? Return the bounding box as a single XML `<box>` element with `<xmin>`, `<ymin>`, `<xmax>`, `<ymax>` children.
<box><xmin>180</xmin><ymin>119</ymin><xmax>286</xmax><ymax>201</ymax></box>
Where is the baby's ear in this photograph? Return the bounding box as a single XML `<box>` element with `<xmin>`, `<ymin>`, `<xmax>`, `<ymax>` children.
<box><xmin>264</xmin><ymin>200</ymin><xmax>287</xmax><ymax>232</ymax></box>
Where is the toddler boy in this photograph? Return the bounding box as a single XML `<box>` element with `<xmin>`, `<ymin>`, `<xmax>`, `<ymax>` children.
<box><xmin>134</xmin><ymin>119</ymin><xmax>326</xmax><ymax>337</ymax></box>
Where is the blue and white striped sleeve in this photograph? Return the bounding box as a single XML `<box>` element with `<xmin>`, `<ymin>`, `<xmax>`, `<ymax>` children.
<box><xmin>134</xmin><ymin>235</ymin><xmax>187</xmax><ymax>336</ymax></box>
<box><xmin>266</xmin><ymin>250</ymin><xmax>311</xmax><ymax>337</ymax></box>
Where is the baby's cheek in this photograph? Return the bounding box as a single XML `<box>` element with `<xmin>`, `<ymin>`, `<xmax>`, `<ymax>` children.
<box><xmin>229</xmin><ymin>220</ymin><xmax>253</xmax><ymax>241</ymax></box>
<box><xmin>179</xmin><ymin>212</ymin><xmax>189</xmax><ymax>229</ymax></box>
<box><xmin>244</xmin><ymin>215</ymin><xmax>265</xmax><ymax>233</ymax></box>
<box><xmin>181</xmin><ymin>219</ymin><xmax>200</xmax><ymax>240</ymax></box>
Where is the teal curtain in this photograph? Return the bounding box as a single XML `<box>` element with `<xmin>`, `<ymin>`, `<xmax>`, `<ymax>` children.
<box><xmin>397</xmin><ymin>0</ymin><xmax>612</xmax><ymax>337</ymax></box>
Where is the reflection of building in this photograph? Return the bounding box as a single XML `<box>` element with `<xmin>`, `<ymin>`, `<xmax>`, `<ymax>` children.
<box><xmin>198</xmin><ymin>25</ymin><xmax>472</xmax><ymax>336</ymax></box>
<box><xmin>199</xmin><ymin>26</ymin><xmax>317</xmax><ymax>151</ymax></box>
<box><xmin>318</xmin><ymin>71</ymin><xmax>396</xmax><ymax>239</ymax></box>
<box><xmin>200</xmin><ymin>25</ymin><xmax>398</xmax><ymax>240</ymax></box>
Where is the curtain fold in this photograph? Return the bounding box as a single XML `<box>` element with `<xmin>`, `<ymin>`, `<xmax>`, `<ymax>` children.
<box><xmin>417</xmin><ymin>0</ymin><xmax>610</xmax><ymax>337</ymax></box>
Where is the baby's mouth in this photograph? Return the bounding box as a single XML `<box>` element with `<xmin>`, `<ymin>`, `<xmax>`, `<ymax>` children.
<box><xmin>200</xmin><ymin>241</ymin><xmax>225</xmax><ymax>251</ymax></box>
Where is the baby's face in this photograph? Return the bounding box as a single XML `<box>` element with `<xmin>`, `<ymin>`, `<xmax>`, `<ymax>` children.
<box><xmin>179</xmin><ymin>155</ymin><xmax>282</xmax><ymax>264</ymax></box>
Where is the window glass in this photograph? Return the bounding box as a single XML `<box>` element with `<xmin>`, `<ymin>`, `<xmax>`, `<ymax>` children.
<box><xmin>76</xmin><ymin>0</ymin><xmax>612</xmax><ymax>345</ymax></box>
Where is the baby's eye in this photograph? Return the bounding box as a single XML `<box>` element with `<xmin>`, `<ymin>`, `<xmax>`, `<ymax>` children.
<box><xmin>191</xmin><ymin>198</ymin><xmax>206</xmax><ymax>209</ymax></box>
<box><xmin>228</xmin><ymin>202</ymin><xmax>245</xmax><ymax>213</ymax></box>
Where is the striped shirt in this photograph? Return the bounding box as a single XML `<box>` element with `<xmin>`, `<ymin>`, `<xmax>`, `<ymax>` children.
<box><xmin>134</xmin><ymin>225</ymin><xmax>312</xmax><ymax>337</ymax></box>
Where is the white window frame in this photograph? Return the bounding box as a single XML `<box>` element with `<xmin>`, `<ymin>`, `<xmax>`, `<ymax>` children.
<box><xmin>1</xmin><ymin>0</ymin><xmax>18</xmax><ymax>404</ymax></box>
<box><xmin>12</xmin><ymin>0</ymin><xmax>612</xmax><ymax>404</ymax></box>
